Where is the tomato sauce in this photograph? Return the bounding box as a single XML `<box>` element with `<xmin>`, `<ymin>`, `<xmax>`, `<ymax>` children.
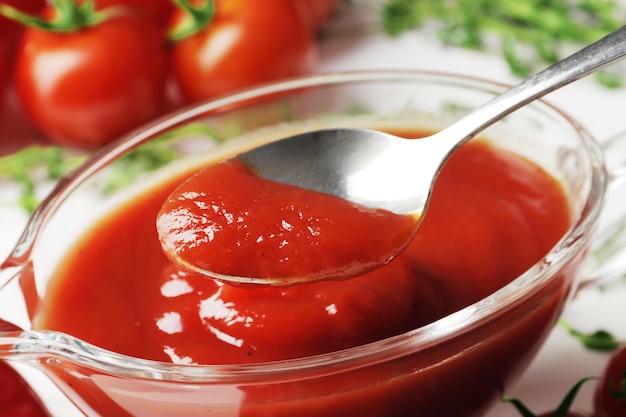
<box><xmin>157</xmin><ymin>158</ymin><xmax>418</xmax><ymax>283</ymax></box>
<box><xmin>34</xmin><ymin>136</ymin><xmax>571</xmax><ymax>365</ymax></box>
<box><xmin>0</xmin><ymin>361</ymin><xmax>49</xmax><ymax>417</ymax></box>
<box><xmin>32</xmin><ymin>134</ymin><xmax>574</xmax><ymax>416</ymax></box>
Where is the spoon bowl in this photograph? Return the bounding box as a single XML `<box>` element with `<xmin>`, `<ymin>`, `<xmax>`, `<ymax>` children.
<box><xmin>161</xmin><ymin>25</ymin><xmax>626</xmax><ymax>284</ymax></box>
<box><xmin>238</xmin><ymin>127</ymin><xmax>437</xmax><ymax>215</ymax></box>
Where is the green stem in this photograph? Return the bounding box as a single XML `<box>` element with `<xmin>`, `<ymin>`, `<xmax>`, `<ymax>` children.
<box><xmin>502</xmin><ymin>377</ymin><xmax>595</xmax><ymax>417</ymax></box>
<box><xmin>0</xmin><ymin>146</ymin><xmax>86</xmax><ymax>178</ymax></box>
<box><xmin>0</xmin><ymin>0</ymin><xmax>125</xmax><ymax>32</ymax></box>
<box><xmin>551</xmin><ymin>377</ymin><xmax>595</xmax><ymax>417</ymax></box>
<box><xmin>559</xmin><ymin>319</ymin><xmax>623</xmax><ymax>351</ymax></box>
<box><xmin>168</xmin><ymin>0</ymin><xmax>216</xmax><ymax>42</ymax></box>
<box><xmin>608</xmin><ymin>370</ymin><xmax>626</xmax><ymax>401</ymax></box>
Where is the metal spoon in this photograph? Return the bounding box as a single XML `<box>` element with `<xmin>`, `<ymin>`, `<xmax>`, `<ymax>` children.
<box><xmin>166</xmin><ymin>25</ymin><xmax>626</xmax><ymax>283</ymax></box>
<box><xmin>240</xmin><ymin>26</ymin><xmax>626</xmax><ymax>215</ymax></box>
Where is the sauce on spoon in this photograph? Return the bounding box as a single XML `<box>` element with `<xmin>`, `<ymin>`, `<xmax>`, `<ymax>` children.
<box><xmin>157</xmin><ymin>157</ymin><xmax>418</xmax><ymax>285</ymax></box>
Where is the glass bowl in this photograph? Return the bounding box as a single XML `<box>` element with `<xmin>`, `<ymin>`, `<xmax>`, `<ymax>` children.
<box><xmin>2</xmin><ymin>70</ymin><xmax>626</xmax><ymax>417</ymax></box>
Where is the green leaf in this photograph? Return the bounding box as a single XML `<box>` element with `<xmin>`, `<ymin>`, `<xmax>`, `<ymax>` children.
<box><xmin>559</xmin><ymin>319</ymin><xmax>622</xmax><ymax>351</ymax></box>
<box><xmin>0</xmin><ymin>146</ymin><xmax>88</xmax><ymax>213</ymax></box>
<box><xmin>379</xmin><ymin>0</ymin><xmax>624</xmax><ymax>86</ymax></box>
<box><xmin>502</xmin><ymin>34</ymin><xmax>532</xmax><ymax>78</ymax></box>
<box><xmin>502</xmin><ymin>377</ymin><xmax>594</xmax><ymax>417</ymax></box>
<box><xmin>11</xmin><ymin>170</ymin><xmax>38</xmax><ymax>214</ymax></box>
<box><xmin>596</xmin><ymin>71</ymin><xmax>623</xmax><ymax>89</ymax></box>
<box><xmin>381</xmin><ymin>0</ymin><xmax>426</xmax><ymax>37</ymax></box>
<box><xmin>0</xmin><ymin>122</ymin><xmax>221</xmax><ymax>212</ymax></box>
<box><xmin>100</xmin><ymin>123</ymin><xmax>222</xmax><ymax>195</ymax></box>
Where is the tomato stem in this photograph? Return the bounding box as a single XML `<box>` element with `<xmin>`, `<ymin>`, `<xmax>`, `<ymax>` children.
<box><xmin>502</xmin><ymin>377</ymin><xmax>596</xmax><ymax>417</ymax></box>
<box><xmin>550</xmin><ymin>377</ymin><xmax>594</xmax><ymax>417</ymax></box>
<box><xmin>608</xmin><ymin>369</ymin><xmax>626</xmax><ymax>400</ymax></box>
<box><xmin>0</xmin><ymin>0</ymin><xmax>124</xmax><ymax>32</ymax></box>
<box><xmin>168</xmin><ymin>0</ymin><xmax>216</xmax><ymax>42</ymax></box>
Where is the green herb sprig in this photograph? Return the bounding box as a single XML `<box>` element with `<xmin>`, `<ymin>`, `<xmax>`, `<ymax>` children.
<box><xmin>559</xmin><ymin>319</ymin><xmax>623</xmax><ymax>351</ymax></box>
<box><xmin>0</xmin><ymin>146</ymin><xmax>87</xmax><ymax>213</ymax></box>
<box><xmin>380</xmin><ymin>0</ymin><xmax>625</xmax><ymax>86</ymax></box>
<box><xmin>98</xmin><ymin>123</ymin><xmax>221</xmax><ymax>195</ymax></box>
<box><xmin>0</xmin><ymin>123</ymin><xmax>221</xmax><ymax>212</ymax></box>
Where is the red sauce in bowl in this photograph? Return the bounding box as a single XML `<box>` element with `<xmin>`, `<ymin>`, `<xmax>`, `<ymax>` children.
<box><xmin>0</xmin><ymin>361</ymin><xmax>49</xmax><ymax>417</ymax></box>
<box><xmin>32</xmin><ymin>133</ymin><xmax>575</xmax><ymax>416</ymax></box>
<box><xmin>35</xmin><ymin>135</ymin><xmax>571</xmax><ymax>364</ymax></box>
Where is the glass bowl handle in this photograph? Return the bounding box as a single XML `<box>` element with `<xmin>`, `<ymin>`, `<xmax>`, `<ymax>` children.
<box><xmin>580</xmin><ymin>132</ymin><xmax>626</xmax><ymax>290</ymax></box>
<box><xmin>0</xmin><ymin>259</ymin><xmax>25</xmax><ymax>355</ymax></box>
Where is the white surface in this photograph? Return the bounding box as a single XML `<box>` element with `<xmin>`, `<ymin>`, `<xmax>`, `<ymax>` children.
<box><xmin>2</xmin><ymin>3</ymin><xmax>626</xmax><ymax>416</ymax></box>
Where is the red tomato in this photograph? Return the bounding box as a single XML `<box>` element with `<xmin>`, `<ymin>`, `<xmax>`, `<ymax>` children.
<box><xmin>169</xmin><ymin>0</ymin><xmax>317</xmax><ymax>104</ymax></box>
<box><xmin>0</xmin><ymin>361</ymin><xmax>49</xmax><ymax>417</ymax></box>
<box><xmin>0</xmin><ymin>38</ymin><xmax>42</xmax><ymax>156</ymax></box>
<box><xmin>0</xmin><ymin>41</ymin><xmax>8</xmax><ymax>103</ymax></box>
<box><xmin>14</xmin><ymin>14</ymin><xmax>168</xmax><ymax>148</ymax></box>
<box><xmin>293</xmin><ymin>0</ymin><xmax>338</xmax><ymax>31</ymax></box>
<box><xmin>90</xmin><ymin>0</ymin><xmax>175</xmax><ymax>26</ymax></box>
<box><xmin>0</xmin><ymin>0</ymin><xmax>46</xmax><ymax>54</ymax></box>
<box><xmin>594</xmin><ymin>345</ymin><xmax>626</xmax><ymax>417</ymax></box>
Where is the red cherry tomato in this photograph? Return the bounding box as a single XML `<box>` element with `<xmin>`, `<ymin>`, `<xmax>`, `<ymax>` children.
<box><xmin>0</xmin><ymin>41</ymin><xmax>9</xmax><ymax>102</ymax></box>
<box><xmin>293</xmin><ymin>0</ymin><xmax>338</xmax><ymax>31</ymax></box>
<box><xmin>594</xmin><ymin>345</ymin><xmax>626</xmax><ymax>417</ymax></box>
<box><xmin>169</xmin><ymin>0</ymin><xmax>317</xmax><ymax>104</ymax></box>
<box><xmin>0</xmin><ymin>38</ymin><xmax>41</xmax><ymax>156</ymax></box>
<box><xmin>0</xmin><ymin>0</ymin><xmax>46</xmax><ymax>54</ymax></box>
<box><xmin>14</xmin><ymin>14</ymin><xmax>168</xmax><ymax>148</ymax></box>
<box><xmin>0</xmin><ymin>361</ymin><xmax>49</xmax><ymax>417</ymax></box>
<box><xmin>90</xmin><ymin>0</ymin><xmax>175</xmax><ymax>26</ymax></box>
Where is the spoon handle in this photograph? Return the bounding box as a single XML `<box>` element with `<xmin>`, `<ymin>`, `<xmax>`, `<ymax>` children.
<box><xmin>436</xmin><ymin>25</ymin><xmax>626</xmax><ymax>149</ymax></box>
